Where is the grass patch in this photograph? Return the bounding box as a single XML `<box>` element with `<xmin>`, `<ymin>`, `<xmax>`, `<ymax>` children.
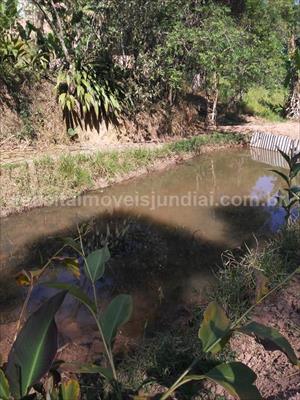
<box><xmin>242</xmin><ymin>86</ymin><xmax>287</xmax><ymax>121</ymax></box>
<box><xmin>167</xmin><ymin>132</ymin><xmax>242</xmax><ymax>154</ymax></box>
<box><xmin>0</xmin><ymin>132</ymin><xmax>243</xmax><ymax>214</ymax></box>
<box><xmin>80</xmin><ymin>319</ymin><xmax>235</xmax><ymax>399</ymax></box>
<box><xmin>210</xmin><ymin>223</ymin><xmax>300</xmax><ymax>321</ymax></box>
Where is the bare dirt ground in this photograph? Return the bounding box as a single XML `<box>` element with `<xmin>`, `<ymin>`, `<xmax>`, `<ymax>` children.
<box><xmin>206</xmin><ymin>276</ymin><xmax>300</xmax><ymax>400</ymax></box>
<box><xmin>220</xmin><ymin>116</ymin><xmax>300</xmax><ymax>140</ymax></box>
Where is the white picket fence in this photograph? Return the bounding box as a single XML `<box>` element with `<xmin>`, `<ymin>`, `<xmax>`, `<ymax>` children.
<box><xmin>250</xmin><ymin>131</ymin><xmax>300</xmax><ymax>154</ymax></box>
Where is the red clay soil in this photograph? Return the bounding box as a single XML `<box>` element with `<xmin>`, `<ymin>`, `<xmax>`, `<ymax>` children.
<box><xmin>207</xmin><ymin>276</ymin><xmax>300</xmax><ymax>400</ymax></box>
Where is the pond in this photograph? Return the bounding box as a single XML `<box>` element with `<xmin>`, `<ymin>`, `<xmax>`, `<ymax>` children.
<box><xmin>0</xmin><ymin>148</ymin><xmax>289</xmax><ymax>359</ymax></box>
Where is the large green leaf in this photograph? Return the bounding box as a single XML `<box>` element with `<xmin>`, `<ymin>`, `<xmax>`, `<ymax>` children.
<box><xmin>238</xmin><ymin>322</ymin><xmax>298</xmax><ymax>366</ymax></box>
<box><xmin>6</xmin><ymin>291</ymin><xmax>67</xmax><ymax>399</ymax></box>
<box><xmin>63</xmin><ymin>362</ymin><xmax>113</xmax><ymax>380</ymax></box>
<box><xmin>85</xmin><ymin>246</ymin><xmax>110</xmax><ymax>282</ymax></box>
<box><xmin>291</xmin><ymin>164</ymin><xmax>300</xmax><ymax>179</ymax></box>
<box><xmin>277</xmin><ymin>149</ymin><xmax>292</xmax><ymax>167</ymax></box>
<box><xmin>0</xmin><ymin>369</ymin><xmax>10</xmax><ymax>400</ymax></box>
<box><xmin>60</xmin><ymin>379</ymin><xmax>80</xmax><ymax>400</ymax></box>
<box><xmin>204</xmin><ymin>362</ymin><xmax>262</xmax><ymax>399</ymax></box>
<box><xmin>198</xmin><ymin>302</ymin><xmax>231</xmax><ymax>354</ymax></box>
<box><xmin>44</xmin><ymin>282</ymin><xmax>96</xmax><ymax>314</ymax></box>
<box><xmin>100</xmin><ymin>294</ymin><xmax>133</xmax><ymax>346</ymax></box>
<box><xmin>290</xmin><ymin>186</ymin><xmax>300</xmax><ymax>196</ymax></box>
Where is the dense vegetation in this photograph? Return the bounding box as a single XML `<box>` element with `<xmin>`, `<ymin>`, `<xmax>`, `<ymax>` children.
<box><xmin>0</xmin><ymin>0</ymin><xmax>299</xmax><ymax>137</ymax></box>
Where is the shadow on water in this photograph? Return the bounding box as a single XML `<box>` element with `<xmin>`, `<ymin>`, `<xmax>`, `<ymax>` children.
<box><xmin>0</xmin><ymin>148</ymin><xmax>292</xmax><ymax>356</ymax></box>
<box><xmin>0</xmin><ymin>203</ymin><xmax>270</xmax><ymax>340</ymax></box>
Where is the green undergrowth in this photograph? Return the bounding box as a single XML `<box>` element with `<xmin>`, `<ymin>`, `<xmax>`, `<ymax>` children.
<box><xmin>81</xmin><ymin>318</ymin><xmax>235</xmax><ymax>400</ymax></box>
<box><xmin>242</xmin><ymin>86</ymin><xmax>287</xmax><ymax>121</ymax></box>
<box><xmin>210</xmin><ymin>222</ymin><xmax>300</xmax><ymax>321</ymax></box>
<box><xmin>0</xmin><ymin>133</ymin><xmax>244</xmax><ymax>214</ymax></box>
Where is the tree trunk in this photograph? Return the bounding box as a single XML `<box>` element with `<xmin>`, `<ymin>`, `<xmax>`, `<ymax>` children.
<box><xmin>205</xmin><ymin>73</ymin><xmax>219</xmax><ymax>129</ymax></box>
<box><xmin>285</xmin><ymin>34</ymin><xmax>300</xmax><ymax>120</ymax></box>
<box><xmin>205</xmin><ymin>93</ymin><xmax>218</xmax><ymax>129</ymax></box>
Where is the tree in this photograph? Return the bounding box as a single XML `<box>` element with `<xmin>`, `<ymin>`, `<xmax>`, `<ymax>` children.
<box><xmin>241</xmin><ymin>0</ymin><xmax>300</xmax><ymax>119</ymax></box>
<box><xmin>161</xmin><ymin>4</ymin><xmax>279</xmax><ymax>127</ymax></box>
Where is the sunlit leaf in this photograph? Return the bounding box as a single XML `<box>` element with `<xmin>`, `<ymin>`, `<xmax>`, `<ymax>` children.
<box><xmin>204</xmin><ymin>362</ymin><xmax>262</xmax><ymax>399</ymax></box>
<box><xmin>60</xmin><ymin>379</ymin><xmax>80</xmax><ymax>400</ymax></box>
<box><xmin>0</xmin><ymin>369</ymin><xmax>10</xmax><ymax>400</ymax></box>
<box><xmin>6</xmin><ymin>291</ymin><xmax>67</xmax><ymax>398</ymax></box>
<box><xmin>84</xmin><ymin>246</ymin><xmax>110</xmax><ymax>282</ymax></box>
<box><xmin>238</xmin><ymin>322</ymin><xmax>298</xmax><ymax>366</ymax></box>
<box><xmin>15</xmin><ymin>268</ymin><xmax>44</xmax><ymax>287</ymax></box>
<box><xmin>62</xmin><ymin>257</ymin><xmax>80</xmax><ymax>279</ymax></box>
<box><xmin>58</xmin><ymin>93</ymin><xmax>66</xmax><ymax>107</ymax></box>
<box><xmin>101</xmin><ymin>294</ymin><xmax>133</xmax><ymax>346</ymax></box>
<box><xmin>15</xmin><ymin>269</ymin><xmax>31</xmax><ymax>286</ymax></box>
<box><xmin>255</xmin><ymin>271</ymin><xmax>269</xmax><ymax>302</ymax></box>
<box><xmin>198</xmin><ymin>302</ymin><xmax>231</xmax><ymax>354</ymax></box>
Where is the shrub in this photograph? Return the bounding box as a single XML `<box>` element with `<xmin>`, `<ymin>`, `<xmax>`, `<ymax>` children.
<box><xmin>242</xmin><ymin>86</ymin><xmax>287</xmax><ymax>121</ymax></box>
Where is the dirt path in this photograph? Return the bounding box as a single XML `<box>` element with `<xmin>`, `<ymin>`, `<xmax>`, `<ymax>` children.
<box><xmin>220</xmin><ymin>116</ymin><xmax>300</xmax><ymax>140</ymax></box>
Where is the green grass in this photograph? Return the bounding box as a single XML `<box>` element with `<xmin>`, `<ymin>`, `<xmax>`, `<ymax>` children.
<box><xmin>209</xmin><ymin>223</ymin><xmax>300</xmax><ymax>321</ymax></box>
<box><xmin>166</xmin><ymin>132</ymin><xmax>241</xmax><ymax>154</ymax></box>
<box><xmin>242</xmin><ymin>86</ymin><xmax>287</xmax><ymax>121</ymax></box>
<box><xmin>80</xmin><ymin>319</ymin><xmax>235</xmax><ymax>399</ymax></box>
<box><xmin>0</xmin><ymin>133</ymin><xmax>244</xmax><ymax>214</ymax></box>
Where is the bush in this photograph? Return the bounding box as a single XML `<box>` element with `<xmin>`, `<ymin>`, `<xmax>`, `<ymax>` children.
<box><xmin>210</xmin><ymin>223</ymin><xmax>300</xmax><ymax>321</ymax></box>
<box><xmin>242</xmin><ymin>86</ymin><xmax>287</xmax><ymax>121</ymax></box>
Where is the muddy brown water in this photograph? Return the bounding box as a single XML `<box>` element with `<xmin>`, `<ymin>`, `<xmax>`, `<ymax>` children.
<box><xmin>0</xmin><ymin>148</ymin><xmax>292</xmax><ymax>355</ymax></box>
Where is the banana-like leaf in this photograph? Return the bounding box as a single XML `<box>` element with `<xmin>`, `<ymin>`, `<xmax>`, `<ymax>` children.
<box><xmin>238</xmin><ymin>322</ymin><xmax>298</xmax><ymax>366</ymax></box>
<box><xmin>62</xmin><ymin>362</ymin><xmax>113</xmax><ymax>380</ymax></box>
<box><xmin>277</xmin><ymin>149</ymin><xmax>291</xmax><ymax>168</ymax></box>
<box><xmin>85</xmin><ymin>246</ymin><xmax>110</xmax><ymax>283</ymax></box>
<box><xmin>270</xmin><ymin>170</ymin><xmax>290</xmax><ymax>186</ymax></box>
<box><xmin>204</xmin><ymin>362</ymin><xmax>262</xmax><ymax>399</ymax></box>
<box><xmin>291</xmin><ymin>164</ymin><xmax>300</xmax><ymax>179</ymax></box>
<box><xmin>290</xmin><ymin>186</ymin><xmax>300</xmax><ymax>195</ymax></box>
<box><xmin>6</xmin><ymin>291</ymin><xmax>67</xmax><ymax>399</ymax></box>
<box><xmin>0</xmin><ymin>369</ymin><xmax>10</xmax><ymax>400</ymax></box>
<box><xmin>198</xmin><ymin>302</ymin><xmax>231</xmax><ymax>354</ymax></box>
<box><xmin>60</xmin><ymin>379</ymin><xmax>80</xmax><ymax>400</ymax></box>
<box><xmin>44</xmin><ymin>282</ymin><xmax>96</xmax><ymax>314</ymax></box>
<box><xmin>100</xmin><ymin>294</ymin><xmax>133</xmax><ymax>346</ymax></box>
